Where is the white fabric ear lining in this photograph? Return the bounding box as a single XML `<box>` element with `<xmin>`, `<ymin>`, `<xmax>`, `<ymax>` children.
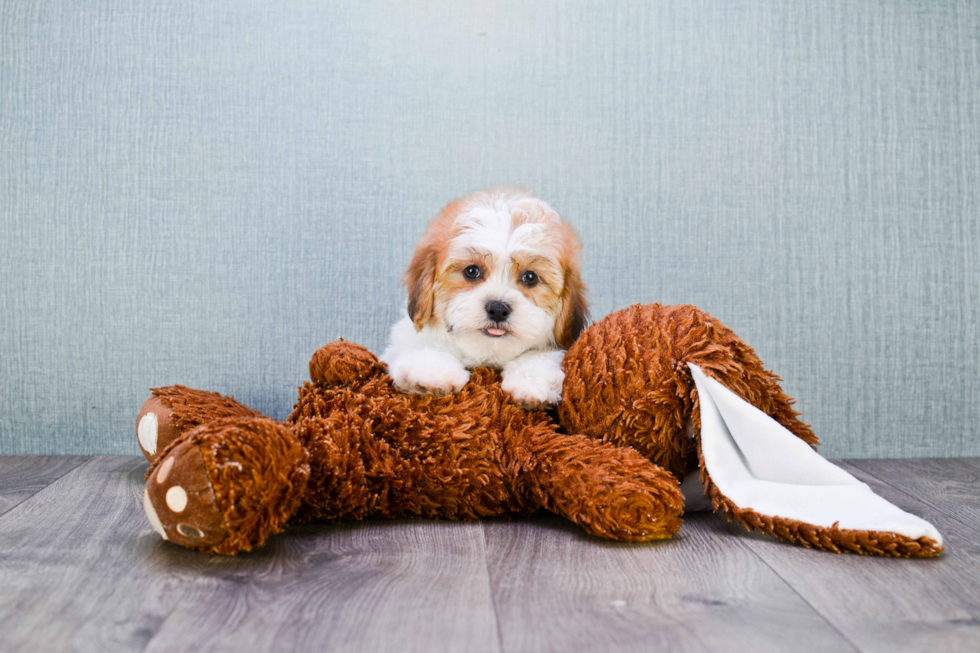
<box><xmin>688</xmin><ymin>363</ymin><xmax>942</xmax><ymax>546</ymax></box>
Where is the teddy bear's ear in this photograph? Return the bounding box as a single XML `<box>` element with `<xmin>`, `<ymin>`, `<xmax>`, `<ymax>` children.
<box><xmin>688</xmin><ymin>363</ymin><xmax>944</xmax><ymax>557</ymax></box>
<box><xmin>309</xmin><ymin>340</ymin><xmax>387</xmax><ymax>388</ymax></box>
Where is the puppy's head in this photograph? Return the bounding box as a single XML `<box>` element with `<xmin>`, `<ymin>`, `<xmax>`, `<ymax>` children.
<box><xmin>405</xmin><ymin>189</ymin><xmax>588</xmax><ymax>366</ymax></box>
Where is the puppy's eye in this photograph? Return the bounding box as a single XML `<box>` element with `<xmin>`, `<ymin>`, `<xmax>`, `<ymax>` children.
<box><xmin>463</xmin><ymin>265</ymin><xmax>483</xmax><ymax>280</ymax></box>
<box><xmin>520</xmin><ymin>270</ymin><xmax>539</xmax><ymax>287</ymax></box>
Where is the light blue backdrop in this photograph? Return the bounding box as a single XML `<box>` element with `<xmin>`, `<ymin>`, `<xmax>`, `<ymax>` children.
<box><xmin>2</xmin><ymin>0</ymin><xmax>978</xmax><ymax>457</ymax></box>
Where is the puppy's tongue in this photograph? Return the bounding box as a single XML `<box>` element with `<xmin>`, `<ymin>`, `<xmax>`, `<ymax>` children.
<box><xmin>486</xmin><ymin>328</ymin><xmax>507</xmax><ymax>337</ymax></box>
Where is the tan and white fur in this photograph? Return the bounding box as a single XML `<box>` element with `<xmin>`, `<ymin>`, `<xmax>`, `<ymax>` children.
<box><xmin>381</xmin><ymin>189</ymin><xmax>588</xmax><ymax>407</ymax></box>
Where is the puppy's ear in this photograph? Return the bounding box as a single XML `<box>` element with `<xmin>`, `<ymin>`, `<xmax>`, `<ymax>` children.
<box><xmin>554</xmin><ymin>268</ymin><xmax>589</xmax><ymax>349</ymax></box>
<box><xmin>405</xmin><ymin>240</ymin><xmax>437</xmax><ymax>331</ymax></box>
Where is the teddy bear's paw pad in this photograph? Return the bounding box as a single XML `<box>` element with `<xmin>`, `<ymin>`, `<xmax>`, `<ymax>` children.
<box><xmin>136</xmin><ymin>396</ymin><xmax>179</xmax><ymax>463</ymax></box>
<box><xmin>143</xmin><ymin>439</ymin><xmax>228</xmax><ymax>549</ymax></box>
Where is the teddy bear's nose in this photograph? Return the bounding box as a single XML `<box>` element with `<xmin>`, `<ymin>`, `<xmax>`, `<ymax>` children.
<box><xmin>485</xmin><ymin>301</ymin><xmax>511</xmax><ymax>322</ymax></box>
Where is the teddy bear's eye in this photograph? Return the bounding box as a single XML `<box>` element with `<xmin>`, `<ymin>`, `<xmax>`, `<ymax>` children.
<box><xmin>463</xmin><ymin>265</ymin><xmax>483</xmax><ymax>281</ymax></box>
<box><xmin>520</xmin><ymin>270</ymin><xmax>539</xmax><ymax>287</ymax></box>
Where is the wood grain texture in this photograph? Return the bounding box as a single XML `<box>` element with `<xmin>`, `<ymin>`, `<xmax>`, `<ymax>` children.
<box><xmin>143</xmin><ymin>520</ymin><xmax>501</xmax><ymax>653</ymax></box>
<box><xmin>0</xmin><ymin>455</ymin><xmax>86</xmax><ymax>516</ymax></box>
<box><xmin>483</xmin><ymin>513</ymin><xmax>855</xmax><ymax>653</ymax></box>
<box><xmin>713</xmin><ymin>460</ymin><xmax>980</xmax><ymax>653</ymax></box>
<box><xmin>2</xmin><ymin>456</ymin><xmax>979</xmax><ymax>652</ymax></box>
<box><xmin>848</xmin><ymin>458</ymin><xmax>980</xmax><ymax>533</ymax></box>
<box><xmin>0</xmin><ymin>456</ymin><xmax>499</xmax><ymax>653</ymax></box>
<box><xmin>0</xmin><ymin>456</ymin><xmax>189</xmax><ymax>653</ymax></box>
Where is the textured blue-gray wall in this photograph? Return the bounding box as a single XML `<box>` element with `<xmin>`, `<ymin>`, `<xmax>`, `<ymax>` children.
<box><xmin>1</xmin><ymin>0</ymin><xmax>978</xmax><ymax>457</ymax></box>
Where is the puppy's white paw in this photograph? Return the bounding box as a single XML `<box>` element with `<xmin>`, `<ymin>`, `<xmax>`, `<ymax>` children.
<box><xmin>388</xmin><ymin>351</ymin><xmax>471</xmax><ymax>396</ymax></box>
<box><xmin>501</xmin><ymin>364</ymin><xmax>564</xmax><ymax>408</ymax></box>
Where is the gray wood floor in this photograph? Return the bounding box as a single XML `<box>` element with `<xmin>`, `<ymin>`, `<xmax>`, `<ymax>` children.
<box><xmin>0</xmin><ymin>456</ymin><xmax>977</xmax><ymax>653</ymax></box>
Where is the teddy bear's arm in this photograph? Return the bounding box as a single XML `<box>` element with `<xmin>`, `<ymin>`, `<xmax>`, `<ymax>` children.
<box><xmin>309</xmin><ymin>340</ymin><xmax>389</xmax><ymax>389</ymax></box>
<box><xmin>520</xmin><ymin>426</ymin><xmax>685</xmax><ymax>542</ymax></box>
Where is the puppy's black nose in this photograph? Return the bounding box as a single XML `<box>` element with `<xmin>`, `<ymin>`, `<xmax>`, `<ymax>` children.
<box><xmin>485</xmin><ymin>300</ymin><xmax>511</xmax><ymax>322</ymax></box>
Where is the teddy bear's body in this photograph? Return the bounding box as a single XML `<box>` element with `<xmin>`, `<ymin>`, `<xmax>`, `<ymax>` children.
<box><xmin>138</xmin><ymin>304</ymin><xmax>942</xmax><ymax>558</ymax></box>
<box><xmin>292</xmin><ymin>350</ymin><xmax>684</xmax><ymax>537</ymax></box>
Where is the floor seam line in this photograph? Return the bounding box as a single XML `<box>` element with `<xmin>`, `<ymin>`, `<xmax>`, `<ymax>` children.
<box><xmin>480</xmin><ymin>521</ymin><xmax>507</xmax><ymax>653</ymax></box>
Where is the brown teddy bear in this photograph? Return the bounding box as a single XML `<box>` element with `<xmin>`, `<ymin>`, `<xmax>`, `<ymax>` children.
<box><xmin>138</xmin><ymin>304</ymin><xmax>942</xmax><ymax>557</ymax></box>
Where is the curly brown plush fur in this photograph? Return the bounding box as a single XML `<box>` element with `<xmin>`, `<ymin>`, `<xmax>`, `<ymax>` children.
<box><xmin>140</xmin><ymin>339</ymin><xmax>684</xmax><ymax>554</ymax></box>
<box><xmin>138</xmin><ymin>304</ymin><xmax>940</xmax><ymax>558</ymax></box>
<box><xmin>561</xmin><ymin>304</ymin><xmax>940</xmax><ymax>558</ymax></box>
<box><xmin>560</xmin><ymin>304</ymin><xmax>817</xmax><ymax>480</ymax></box>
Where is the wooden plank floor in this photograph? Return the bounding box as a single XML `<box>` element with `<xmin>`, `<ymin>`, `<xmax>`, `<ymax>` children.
<box><xmin>0</xmin><ymin>457</ymin><xmax>977</xmax><ymax>652</ymax></box>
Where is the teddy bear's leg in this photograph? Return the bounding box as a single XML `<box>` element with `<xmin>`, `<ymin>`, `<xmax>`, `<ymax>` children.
<box><xmin>142</xmin><ymin>416</ymin><xmax>310</xmax><ymax>554</ymax></box>
<box><xmin>136</xmin><ymin>386</ymin><xmax>264</xmax><ymax>462</ymax></box>
<box><xmin>521</xmin><ymin>428</ymin><xmax>684</xmax><ymax>542</ymax></box>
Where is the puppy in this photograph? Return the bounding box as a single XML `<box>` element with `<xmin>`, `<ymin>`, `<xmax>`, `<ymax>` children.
<box><xmin>380</xmin><ymin>189</ymin><xmax>588</xmax><ymax>407</ymax></box>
